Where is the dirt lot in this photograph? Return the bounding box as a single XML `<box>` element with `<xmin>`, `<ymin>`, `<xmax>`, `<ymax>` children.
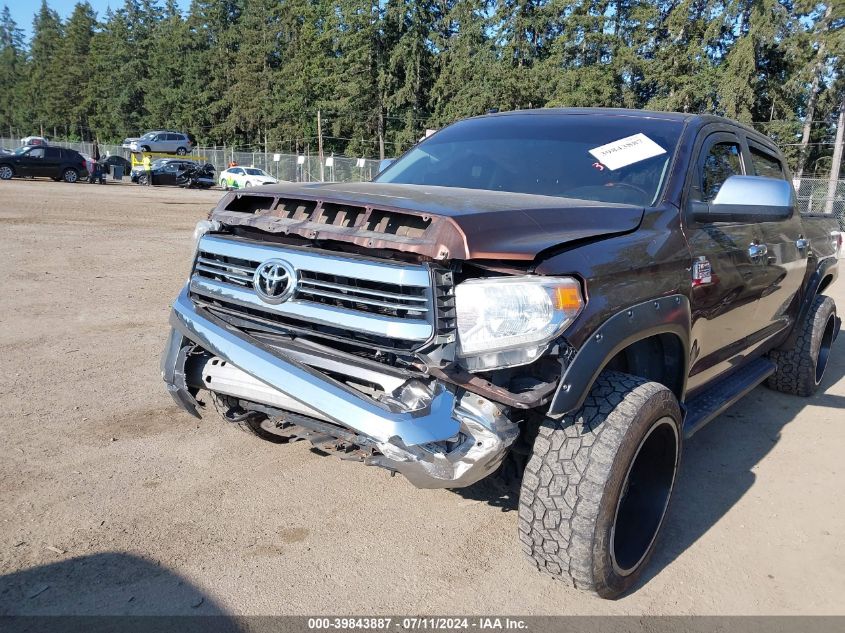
<box><xmin>0</xmin><ymin>178</ymin><xmax>843</xmax><ymax>616</ymax></box>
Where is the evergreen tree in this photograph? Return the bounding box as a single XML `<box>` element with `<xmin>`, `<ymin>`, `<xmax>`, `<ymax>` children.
<box><xmin>185</xmin><ymin>0</ymin><xmax>242</xmax><ymax>144</ymax></box>
<box><xmin>430</xmin><ymin>0</ymin><xmax>502</xmax><ymax>125</ymax></box>
<box><xmin>0</xmin><ymin>5</ymin><xmax>26</xmax><ymax>135</ymax></box>
<box><xmin>143</xmin><ymin>0</ymin><xmax>192</xmax><ymax>132</ymax></box>
<box><xmin>29</xmin><ymin>0</ymin><xmax>64</xmax><ymax>136</ymax></box>
<box><xmin>54</xmin><ymin>2</ymin><xmax>97</xmax><ymax>139</ymax></box>
<box><xmin>223</xmin><ymin>0</ymin><xmax>283</xmax><ymax>147</ymax></box>
<box><xmin>331</xmin><ymin>0</ymin><xmax>383</xmax><ymax>157</ymax></box>
<box><xmin>383</xmin><ymin>0</ymin><xmax>436</xmax><ymax>153</ymax></box>
<box><xmin>495</xmin><ymin>0</ymin><xmax>552</xmax><ymax>110</ymax></box>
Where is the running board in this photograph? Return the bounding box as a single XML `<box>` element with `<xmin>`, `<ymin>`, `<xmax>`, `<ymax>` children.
<box><xmin>683</xmin><ymin>357</ymin><xmax>776</xmax><ymax>438</ymax></box>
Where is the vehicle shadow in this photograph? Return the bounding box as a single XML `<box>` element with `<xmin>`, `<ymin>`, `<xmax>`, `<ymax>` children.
<box><xmin>452</xmin><ymin>340</ymin><xmax>845</xmax><ymax>593</ymax></box>
<box><xmin>0</xmin><ymin>552</ymin><xmax>238</xmax><ymax>627</ymax></box>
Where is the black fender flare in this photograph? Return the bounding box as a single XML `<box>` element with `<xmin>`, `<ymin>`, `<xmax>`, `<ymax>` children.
<box><xmin>548</xmin><ymin>294</ymin><xmax>691</xmax><ymax>417</ymax></box>
<box><xmin>783</xmin><ymin>256</ymin><xmax>838</xmax><ymax>348</ymax></box>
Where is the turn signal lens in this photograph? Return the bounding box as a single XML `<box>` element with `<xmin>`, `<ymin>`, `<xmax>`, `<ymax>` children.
<box><xmin>554</xmin><ymin>285</ymin><xmax>583</xmax><ymax>311</ymax></box>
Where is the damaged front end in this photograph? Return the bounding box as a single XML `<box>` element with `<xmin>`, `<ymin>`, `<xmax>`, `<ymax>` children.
<box><xmin>162</xmin><ymin>192</ymin><xmax>583</xmax><ymax>488</ymax></box>
<box><xmin>162</xmin><ymin>288</ymin><xmax>519</xmax><ymax>488</ymax></box>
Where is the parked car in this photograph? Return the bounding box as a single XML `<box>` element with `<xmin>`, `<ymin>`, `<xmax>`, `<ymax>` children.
<box><xmin>219</xmin><ymin>166</ymin><xmax>278</xmax><ymax>189</ymax></box>
<box><xmin>21</xmin><ymin>135</ymin><xmax>50</xmax><ymax>146</ymax></box>
<box><xmin>162</xmin><ymin>108</ymin><xmax>841</xmax><ymax>599</ymax></box>
<box><xmin>124</xmin><ymin>131</ymin><xmax>193</xmax><ymax>155</ymax></box>
<box><xmin>0</xmin><ymin>145</ymin><xmax>88</xmax><ymax>182</ymax></box>
<box><xmin>135</xmin><ymin>159</ymin><xmax>202</xmax><ymax>186</ymax></box>
<box><xmin>176</xmin><ymin>162</ymin><xmax>216</xmax><ymax>189</ymax></box>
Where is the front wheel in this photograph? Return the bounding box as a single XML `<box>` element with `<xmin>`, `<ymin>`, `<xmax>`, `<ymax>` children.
<box><xmin>0</xmin><ymin>165</ymin><xmax>14</xmax><ymax>180</ymax></box>
<box><xmin>519</xmin><ymin>371</ymin><xmax>682</xmax><ymax>598</ymax></box>
<box><xmin>62</xmin><ymin>168</ymin><xmax>79</xmax><ymax>183</ymax></box>
<box><xmin>220</xmin><ymin>180</ymin><xmax>228</xmax><ymax>190</ymax></box>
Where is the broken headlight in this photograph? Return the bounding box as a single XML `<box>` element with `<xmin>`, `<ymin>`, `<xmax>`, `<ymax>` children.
<box><xmin>455</xmin><ymin>276</ymin><xmax>584</xmax><ymax>371</ymax></box>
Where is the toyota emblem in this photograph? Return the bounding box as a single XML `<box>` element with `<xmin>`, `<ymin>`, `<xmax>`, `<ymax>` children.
<box><xmin>253</xmin><ymin>259</ymin><xmax>297</xmax><ymax>304</ymax></box>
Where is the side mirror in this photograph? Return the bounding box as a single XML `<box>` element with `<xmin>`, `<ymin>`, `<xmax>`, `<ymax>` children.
<box><xmin>378</xmin><ymin>158</ymin><xmax>395</xmax><ymax>174</ymax></box>
<box><xmin>691</xmin><ymin>175</ymin><xmax>794</xmax><ymax>223</ymax></box>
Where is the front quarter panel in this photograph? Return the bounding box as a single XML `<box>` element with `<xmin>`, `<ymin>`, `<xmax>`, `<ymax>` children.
<box><xmin>535</xmin><ymin>204</ymin><xmax>693</xmax><ymax>414</ymax></box>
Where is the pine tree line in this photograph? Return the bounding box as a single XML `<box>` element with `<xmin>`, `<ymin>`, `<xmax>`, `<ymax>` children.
<box><xmin>0</xmin><ymin>0</ymin><xmax>842</xmax><ymax>173</ymax></box>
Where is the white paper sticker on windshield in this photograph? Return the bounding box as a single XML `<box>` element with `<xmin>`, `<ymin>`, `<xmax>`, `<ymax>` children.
<box><xmin>589</xmin><ymin>133</ymin><xmax>666</xmax><ymax>171</ymax></box>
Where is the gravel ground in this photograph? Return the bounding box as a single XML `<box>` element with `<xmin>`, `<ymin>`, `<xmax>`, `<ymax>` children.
<box><xmin>1</xmin><ymin>179</ymin><xmax>843</xmax><ymax>616</ymax></box>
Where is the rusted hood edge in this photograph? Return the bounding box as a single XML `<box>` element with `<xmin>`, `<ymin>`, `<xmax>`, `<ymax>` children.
<box><xmin>210</xmin><ymin>185</ymin><xmax>644</xmax><ymax>262</ymax></box>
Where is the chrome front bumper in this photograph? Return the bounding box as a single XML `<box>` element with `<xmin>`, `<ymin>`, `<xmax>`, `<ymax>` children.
<box><xmin>161</xmin><ymin>286</ymin><xmax>519</xmax><ymax>488</ymax></box>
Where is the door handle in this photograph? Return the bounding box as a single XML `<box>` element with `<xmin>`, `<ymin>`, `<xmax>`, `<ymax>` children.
<box><xmin>748</xmin><ymin>243</ymin><xmax>768</xmax><ymax>260</ymax></box>
<box><xmin>796</xmin><ymin>237</ymin><xmax>810</xmax><ymax>250</ymax></box>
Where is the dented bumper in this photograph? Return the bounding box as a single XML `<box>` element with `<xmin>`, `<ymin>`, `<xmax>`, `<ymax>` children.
<box><xmin>161</xmin><ymin>286</ymin><xmax>519</xmax><ymax>488</ymax></box>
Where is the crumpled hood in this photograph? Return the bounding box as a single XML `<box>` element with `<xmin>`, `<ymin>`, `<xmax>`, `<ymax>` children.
<box><xmin>214</xmin><ymin>181</ymin><xmax>645</xmax><ymax>261</ymax></box>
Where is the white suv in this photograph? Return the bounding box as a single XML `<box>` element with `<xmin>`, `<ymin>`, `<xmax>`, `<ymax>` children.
<box><xmin>125</xmin><ymin>131</ymin><xmax>193</xmax><ymax>155</ymax></box>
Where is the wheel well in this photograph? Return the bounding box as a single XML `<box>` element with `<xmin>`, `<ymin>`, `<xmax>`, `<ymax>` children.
<box><xmin>818</xmin><ymin>274</ymin><xmax>833</xmax><ymax>295</ymax></box>
<box><xmin>604</xmin><ymin>333</ymin><xmax>685</xmax><ymax>400</ymax></box>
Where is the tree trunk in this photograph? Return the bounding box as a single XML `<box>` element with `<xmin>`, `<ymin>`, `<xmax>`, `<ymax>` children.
<box><xmin>378</xmin><ymin>108</ymin><xmax>385</xmax><ymax>160</ymax></box>
<box><xmin>794</xmin><ymin>3</ymin><xmax>833</xmax><ymax>183</ymax></box>
<box><xmin>317</xmin><ymin>109</ymin><xmax>324</xmax><ymax>182</ymax></box>
<box><xmin>824</xmin><ymin>96</ymin><xmax>844</xmax><ymax>215</ymax></box>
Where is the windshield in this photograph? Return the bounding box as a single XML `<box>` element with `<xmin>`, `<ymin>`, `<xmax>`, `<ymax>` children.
<box><xmin>141</xmin><ymin>133</ymin><xmax>155</xmax><ymax>140</ymax></box>
<box><xmin>245</xmin><ymin>168</ymin><xmax>267</xmax><ymax>176</ymax></box>
<box><xmin>376</xmin><ymin>113</ymin><xmax>684</xmax><ymax>206</ymax></box>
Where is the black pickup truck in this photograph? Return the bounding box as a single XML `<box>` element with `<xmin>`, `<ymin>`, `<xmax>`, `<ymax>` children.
<box><xmin>162</xmin><ymin>108</ymin><xmax>841</xmax><ymax>598</ymax></box>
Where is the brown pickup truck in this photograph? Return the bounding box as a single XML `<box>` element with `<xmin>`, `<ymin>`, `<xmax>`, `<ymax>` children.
<box><xmin>162</xmin><ymin>108</ymin><xmax>841</xmax><ymax>597</ymax></box>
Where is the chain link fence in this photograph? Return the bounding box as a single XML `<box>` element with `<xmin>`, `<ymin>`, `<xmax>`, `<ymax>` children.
<box><xmin>0</xmin><ymin>137</ymin><xmax>383</xmax><ymax>183</ymax></box>
<box><xmin>795</xmin><ymin>178</ymin><xmax>845</xmax><ymax>228</ymax></box>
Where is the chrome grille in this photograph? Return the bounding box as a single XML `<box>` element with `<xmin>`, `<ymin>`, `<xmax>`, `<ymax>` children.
<box><xmin>189</xmin><ymin>235</ymin><xmax>435</xmax><ymax>350</ymax></box>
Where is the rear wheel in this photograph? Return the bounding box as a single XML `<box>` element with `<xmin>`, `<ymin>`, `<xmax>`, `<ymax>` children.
<box><xmin>62</xmin><ymin>168</ymin><xmax>78</xmax><ymax>183</ymax></box>
<box><xmin>768</xmin><ymin>295</ymin><xmax>837</xmax><ymax>396</ymax></box>
<box><xmin>176</xmin><ymin>147</ymin><xmax>187</xmax><ymax>156</ymax></box>
<box><xmin>0</xmin><ymin>165</ymin><xmax>14</xmax><ymax>180</ymax></box>
<box><xmin>519</xmin><ymin>371</ymin><xmax>682</xmax><ymax>598</ymax></box>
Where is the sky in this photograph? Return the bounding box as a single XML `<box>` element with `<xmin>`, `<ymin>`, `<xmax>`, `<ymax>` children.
<box><xmin>6</xmin><ymin>0</ymin><xmax>192</xmax><ymax>42</ymax></box>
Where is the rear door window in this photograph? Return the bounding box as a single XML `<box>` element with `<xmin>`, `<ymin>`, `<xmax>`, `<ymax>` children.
<box><xmin>45</xmin><ymin>148</ymin><xmax>61</xmax><ymax>159</ymax></box>
<box><xmin>749</xmin><ymin>146</ymin><xmax>784</xmax><ymax>180</ymax></box>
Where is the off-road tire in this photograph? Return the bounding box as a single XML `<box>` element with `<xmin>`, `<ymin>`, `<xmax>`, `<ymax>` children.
<box><xmin>62</xmin><ymin>168</ymin><xmax>78</xmax><ymax>183</ymax></box>
<box><xmin>768</xmin><ymin>295</ymin><xmax>837</xmax><ymax>397</ymax></box>
<box><xmin>518</xmin><ymin>371</ymin><xmax>682</xmax><ymax>599</ymax></box>
<box><xmin>211</xmin><ymin>393</ymin><xmax>290</xmax><ymax>444</ymax></box>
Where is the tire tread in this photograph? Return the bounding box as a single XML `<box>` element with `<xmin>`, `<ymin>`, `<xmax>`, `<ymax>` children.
<box><xmin>518</xmin><ymin>371</ymin><xmax>679</xmax><ymax>596</ymax></box>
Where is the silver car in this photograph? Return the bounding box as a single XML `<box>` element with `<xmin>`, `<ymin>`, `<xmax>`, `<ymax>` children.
<box><xmin>126</xmin><ymin>131</ymin><xmax>193</xmax><ymax>155</ymax></box>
